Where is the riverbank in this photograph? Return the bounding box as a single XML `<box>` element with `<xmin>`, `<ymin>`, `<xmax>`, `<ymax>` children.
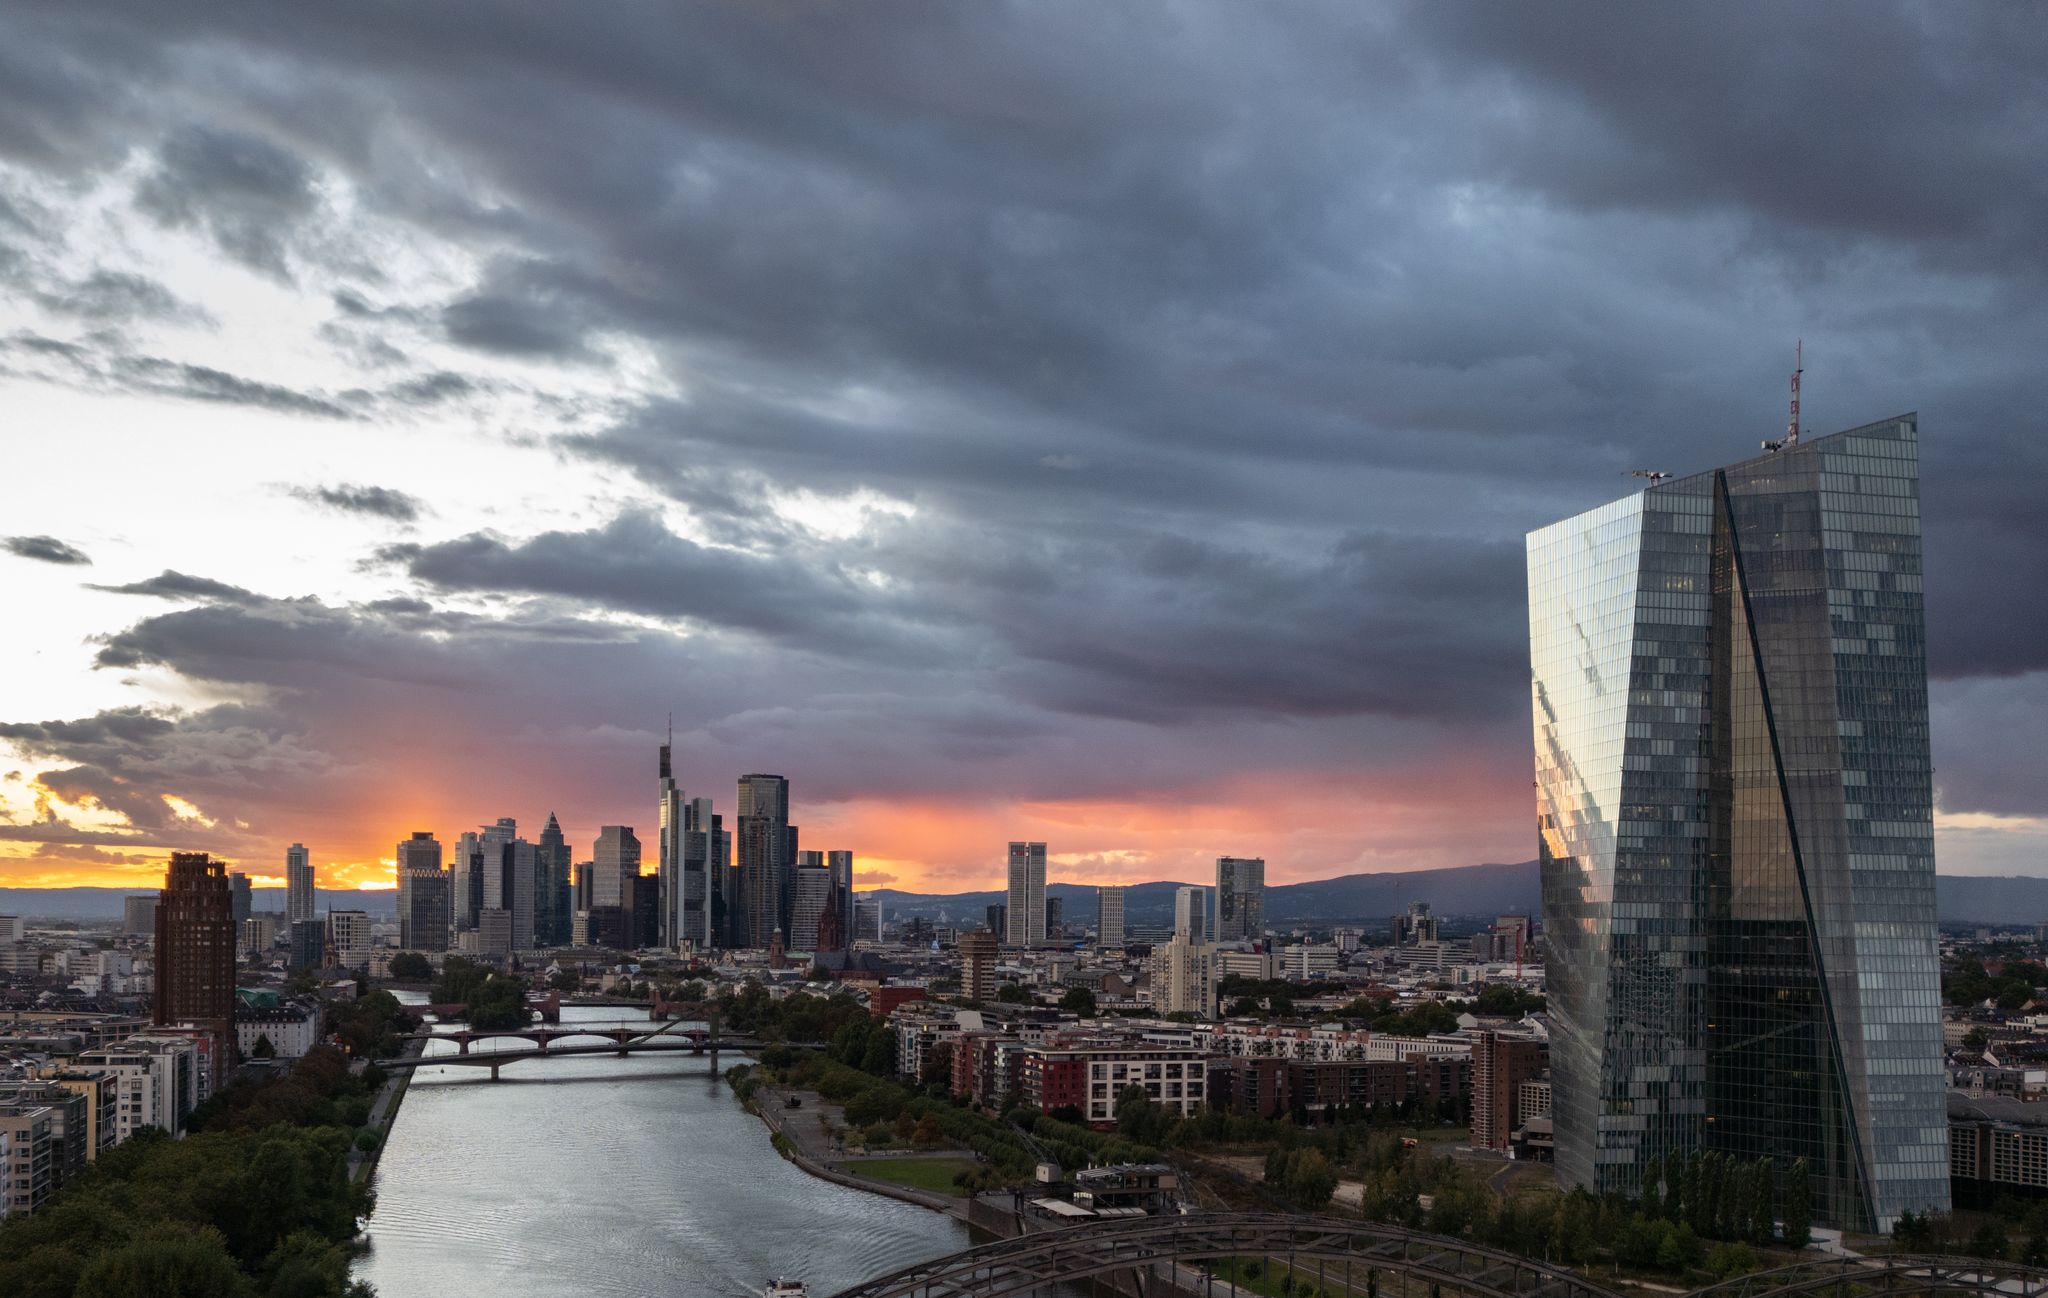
<box><xmin>748</xmin><ymin>1077</ymin><xmax>969</xmax><ymax>1217</ymax></box>
<box><xmin>349</xmin><ymin>1034</ymin><xmax>424</xmax><ymax>1186</ymax></box>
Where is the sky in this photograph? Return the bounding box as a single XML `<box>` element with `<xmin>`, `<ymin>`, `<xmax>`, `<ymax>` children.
<box><xmin>0</xmin><ymin>3</ymin><xmax>2044</xmax><ymax>895</ymax></box>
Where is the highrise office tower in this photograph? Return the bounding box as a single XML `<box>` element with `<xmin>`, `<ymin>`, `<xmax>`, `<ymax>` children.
<box><xmin>681</xmin><ymin>796</ymin><xmax>718</xmax><ymax>949</ymax></box>
<box><xmin>1215</xmin><ymin>857</ymin><xmax>1265</xmax><ymax>942</ymax></box>
<box><xmin>788</xmin><ymin>856</ymin><xmax>832</xmax><ymax>950</ymax></box>
<box><xmin>1045</xmin><ymin>896</ymin><xmax>1063</xmax><ymax>936</ymax></box>
<box><xmin>1097</xmin><ymin>885</ymin><xmax>1126</xmax><ymax>948</ymax></box>
<box><xmin>1173</xmin><ymin>885</ymin><xmax>1210</xmax><ymax>944</ymax></box>
<box><xmin>825</xmin><ymin>850</ymin><xmax>854</xmax><ymax>953</ymax></box>
<box><xmin>736</xmin><ymin>775</ymin><xmax>791</xmax><ymax>949</ymax></box>
<box><xmin>593</xmin><ymin>826</ymin><xmax>641</xmax><ymax>915</ymax></box>
<box><xmin>1528</xmin><ymin>414</ymin><xmax>1947</xmax><ymax>1231</ymax></box>
<box><xmin>1004</xmin><ymin>841</ymin><xmax>1046</xmax><ymax>947</ymax></box>
<box><xmin>227</xmin><ymin>872</ymin><xmax>251</xmax><ymax>929</ymax></box>
<box><xmin>396</xmin><ymin>832</ymin><xmax>449</xmax><ymax>952</ymax></box>
<box><xmin>853</xmin><ymin>895</ymin><xmax>882</xmax><ymax>942</ymax></box>
<box><xmin>538</xmin><ymin>813</ymin><xmax>571</xmax><ymax>947</ymax></box>
<box><xmin>452</xmin><ymin>831</ymin><xmax>483</xmax><ymax>933</ymax></box>
<box><xmin>285</xmin><ymin>844</ymin><xmax>314</xmax><ymax>925</ymax></box>
<box><xmin>154</xmin><ymin>853</ymin><xmax>235</xmax><ymax>1052</ymax></box>
<box><xmin>657</xmin><ymin>745</ymin><xmax>689</xmax><ymax>950</ymax></box>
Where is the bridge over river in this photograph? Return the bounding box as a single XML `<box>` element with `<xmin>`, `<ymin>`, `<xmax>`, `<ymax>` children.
<box><xmin>376</xmin><ymin>1017</ymin><xmax>782</xmax><ymax>1080</ymax></box>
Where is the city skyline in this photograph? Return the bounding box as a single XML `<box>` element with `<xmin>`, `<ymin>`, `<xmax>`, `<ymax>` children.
<box><xmin>3</xmin><ymin>7</ymin><xmax>2046</xmax><ymax>899</ymax></box>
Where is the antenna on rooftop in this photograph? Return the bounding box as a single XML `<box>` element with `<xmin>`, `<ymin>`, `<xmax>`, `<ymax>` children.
<box><xmin>1763</xmin><ymin>340</ymin><xmax>1803</xmax><ymax>452</ymax></box>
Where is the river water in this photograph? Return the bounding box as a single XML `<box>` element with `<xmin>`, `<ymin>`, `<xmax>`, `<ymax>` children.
<box><xmin>355</xmin><ymin>1003</ymin><xmax>969</xmax><ymax>1298</ymax></box>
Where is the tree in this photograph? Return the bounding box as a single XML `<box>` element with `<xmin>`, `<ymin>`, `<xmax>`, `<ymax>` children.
<box><xmin>1059</xmin><ymin>985</ymin><xmax>1097</xmax><ymax>1016</ymax></box>
<box><xmin>1748</xmin><ymin>1157</ymin><xmax>1776</xmax><ymax>1245</ymax></box>
<box><xmin>386</xmin><ymin>952</ymin><xmax>432</xmax><ymax>980</ymax></box>
<box><xmin>996</xmin><ymin>983</ymin><xmax>1031</xmax><ymax>1004</ymax></box>
<box><xmin>72</xmin><ymin>1225</ymin><xmax>256</xmax><ymax>1298</ymax></box>
<box><xmin>250</xmin><ymin>1034</ymin><xmax>276</xmax><ymax>1060</ymax></box>
<box><xmin>1969</xmin><ymin>1222</ymin><xmax>2009</xmax><ymax>1261</ymax></box>
<box><xmin>1781</xmin><ymin>1159</ymin><xmax>1811</xmax><ymax>1248</ymax></box>
<box><xmin>911</xmin><ymin>1113</ymin><xmax>944</xmax><ymax>1148</ymax></box>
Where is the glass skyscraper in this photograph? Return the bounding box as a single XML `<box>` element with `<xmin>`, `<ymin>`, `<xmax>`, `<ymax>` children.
<box><xmin>1527</xmin><ymin>414</ymin><xmax>1947</xmax><ymax>1232</ymax></box>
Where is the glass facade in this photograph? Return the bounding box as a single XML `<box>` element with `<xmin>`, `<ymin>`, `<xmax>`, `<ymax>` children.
<box><xmin>1528</xmin><ymin>415</ymin><xmax>1948</xmax><ymax>1232</ymax></box>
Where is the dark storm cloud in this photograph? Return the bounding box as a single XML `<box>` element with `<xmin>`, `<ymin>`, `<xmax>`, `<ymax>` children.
<box><xmin>289</xmin><ymin>483</ymin><xmax>426</xmax><ymax>523</ymax></box>
<box><xmin>134</xmin><ymin>124</ymin><xmax>319</xmax><ymax>279</ymax></box>
<box><xmin>380</xmin><ymin>510</ymin><xmax>935</xmax><ymax>654</ymax></box>
<box><xmin>0</xmin><ymin>0</ymin><xmax>2044</xmax><ymax>857</ymax></box>
<box><xmin>88</xmin><ymin>570</ymin><xmax>262</xmax><ymax>604</ymax></box>
<box><xmin>3</xmin><ymin>535</ymin><xmax>91</xmax><ymax>565</ymax></box>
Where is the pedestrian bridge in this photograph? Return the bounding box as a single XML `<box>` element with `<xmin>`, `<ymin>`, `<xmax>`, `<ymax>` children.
<box><xmin>826</xmin><ymin>1213</ymin><xmax>2048</xmax><ymax>1298</ymax></box>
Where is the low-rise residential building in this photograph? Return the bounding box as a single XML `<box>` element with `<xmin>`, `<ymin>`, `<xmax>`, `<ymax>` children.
<box><xmin>76</xmin><ymin>1035</ymin><xmax>200</xmax><ymax>1141</ymax></box>
<box><xmin>235</xmin><ymin>1001</ymin><xmax>322</xmax><ymax>1059</ymax></box>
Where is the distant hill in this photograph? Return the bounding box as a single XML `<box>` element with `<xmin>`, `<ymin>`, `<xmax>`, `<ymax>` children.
<box><xmin>4</xmin><ymin>867</ymin><xmax>2040</xmax><ymax>926</ymax></box>
<box><xmin>1935</xmin><ymin>876</ymin><xmax>2048</xmax><ymax>926</ymax></box>
<box><xmin>0</xmin><ymin>887</ymin><xmax>396</xmax><ymax>921</ymax></box>
<box><xmin>871</xmin><ymin>860</ymin><xmax>1542</xmax><ymax>927</ymax></box>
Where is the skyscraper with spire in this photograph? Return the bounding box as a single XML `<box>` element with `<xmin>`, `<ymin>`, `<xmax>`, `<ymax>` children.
<box><xmin>538</xmin><ymin>813</ymin><xmax>571</xmax><ymax>947</ymax></box>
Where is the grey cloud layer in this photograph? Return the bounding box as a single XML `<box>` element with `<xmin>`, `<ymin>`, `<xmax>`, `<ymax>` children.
<box><xmin>0</xmin><ymin>1</ymin><xmax>2043</xmax><ymax>859</ymax></box>
<box><xmin>4</xmin><ymin>535</ymin><xmax>91</xmax><ymax>565</ymax></box>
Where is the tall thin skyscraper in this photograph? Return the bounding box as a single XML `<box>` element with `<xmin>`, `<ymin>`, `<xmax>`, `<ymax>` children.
<box><xmin>452</xmin><ymin>830</ymin><xmax>483</xmax><ymax>933</ymax></box>
<box><xmin>538</xmin><ymin>813</ymin><xmax>571</xmax><ymax>947</ymax></box>
<box><xmin>1097</xmin><ymin>885</ymin><xmax>1126</xmax><ymax>948</ymax></box>
<box><xmin>285</xmin><ymin>844</ymin><xmax>314</xmax><ymax>924</ymax></box>
<box><xmin>227</xmin><ymin>871</ymin><xmax>252</xmax><ymax>928</ymax></box>
<box><xmin>155</xmin><ymin>852</ymin><xmax>235</xmax><ymax>1053</ymax></box>
<box><xmin>658</xmin><ymin>744</ymin><xmax>711</xmax><ymax>950</ymax></box>
<box><xmin>1004</xmin><ymin>841</ymin><xmax>1046</xmax><ymax>946</ymax></box>
<box><xmin>736</xmin><ymin>774</ymin><xmax>791</xmax><ymax>949</ymax></box>
<box><xmin>823</xmin><ymin>849</ymin><xmax>854</xmax><ymax>953</ymax></box>
<box><xmin>1173</xmin><ymin>885</ymin><xmax>1209</xmax><ymax>944</ymax></box>
<box><xmin>396</xmin><ymin>832</ymin><xmax>448</xmax><ymax>952</ymax></box>
<box><xmin>1528</xmin><ymin>414</ymin><xmax>1947</xmax><ymax>1232</ymax></box>
<box><xmin>1215</xmin><ymin>856</ymin><xmax>1265</xmax><ymax>941</ymax></box>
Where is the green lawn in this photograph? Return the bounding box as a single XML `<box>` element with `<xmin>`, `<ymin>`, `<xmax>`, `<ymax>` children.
<box><xmin>848</xmin><ymin>1156</ymin><xmax>982</xmax><ymax>1197</ymax></box>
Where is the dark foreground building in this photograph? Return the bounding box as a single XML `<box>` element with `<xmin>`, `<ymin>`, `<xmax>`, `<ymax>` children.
<box><xmin>1527</xmin><ymin>414</ymin><xmax>1948</xmax><ymax>1232</ymax></box>
<box><xmin>154</xmin><ymin>852</ymin><xmax>237</xmax><ymax>1054</ymax></box>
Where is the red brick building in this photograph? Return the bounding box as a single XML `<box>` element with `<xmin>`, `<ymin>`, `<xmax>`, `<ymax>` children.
<box><xmin>154</xmin><ymin>853</ymin><xmax>237</xmax><ymax>1062</ymax></box>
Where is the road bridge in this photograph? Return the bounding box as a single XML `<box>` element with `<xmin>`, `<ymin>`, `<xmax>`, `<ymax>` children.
<box><xmin>826</xmin><ymin>1214</ymin><xmax>2048</xmax><ymax>1298</ymax></box>
<box><xmin>394</xmin><ymin>1022</ymin><xmax>720</xmax><ymax>1055</ymax></box>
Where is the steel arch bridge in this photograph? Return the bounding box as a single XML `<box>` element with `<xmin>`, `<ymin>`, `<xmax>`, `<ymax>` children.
<box><xmin>826</xmin><ymin>1213</ymin><xmax>1616</xmax><ymax>1298</ymax></box>
<box><xmin>826</xmin><ymin>1214</ymin><xmax>2048</xmax><ymax>1298</ymax></box>
<box><xmin>1683</xmin><ymin>1254</ymin><xmax>2048</xmax><ymax>1298</ymax></box>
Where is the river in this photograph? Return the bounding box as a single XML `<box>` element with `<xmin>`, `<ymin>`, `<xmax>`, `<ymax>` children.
<box><xmin>354</xmin><ymin>1003</ymin><xmax>969</xmax><ymax>1298</ymax></box>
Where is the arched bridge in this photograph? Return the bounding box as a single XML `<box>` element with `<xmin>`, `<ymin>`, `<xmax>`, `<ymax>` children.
<box><xmin>826</xmin><ymin>1213</ymin><xmax>2048</xmax><ymax>1298</ymax></box>
<box><xmin>827</xmin><ymin>1213</ymin><xmax>1613</xmax><ymax>1298</ymax></box>
<box><xmin>1684</xmin><ymin>1254</ymin><xmax>2048</xmax><ymax>1298</ymax></box>
<box><xmin>395</xmin><ymin>1023</ymin><xmax>725</xmax><ymax>1055</ymax></box>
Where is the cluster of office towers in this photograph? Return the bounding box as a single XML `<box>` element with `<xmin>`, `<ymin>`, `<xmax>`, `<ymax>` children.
<box><xmin>994</xmin><ymin>846</ymin><xmax>1264</xmax><ymax>950</ymax></box>
<box><xmin>1529</xmin><ymin>415</ymin><xmax>1948</xmax><ymax>1232</ymax></box>
<box><xmin>386</xmin><ymin>748</ymin><xmax>862</xmax><ymax>956</ymax></box>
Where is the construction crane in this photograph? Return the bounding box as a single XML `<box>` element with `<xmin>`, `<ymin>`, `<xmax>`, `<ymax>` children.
<box><xmin>1763</xmin><ymin>340</ymin><xmax>1803</xmax><ymax>452</ymax></box>
<box><xmin>1628</xmin><ymin>469</ymin><xmax>1670</xmax><ymax>484</ymax></box>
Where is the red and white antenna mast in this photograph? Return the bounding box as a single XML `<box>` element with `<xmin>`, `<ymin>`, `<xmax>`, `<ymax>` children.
<box><xmin>1786</xmin><ymin>339</ymin><xmax>1802</xmax><ymax>445</ymax></box>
